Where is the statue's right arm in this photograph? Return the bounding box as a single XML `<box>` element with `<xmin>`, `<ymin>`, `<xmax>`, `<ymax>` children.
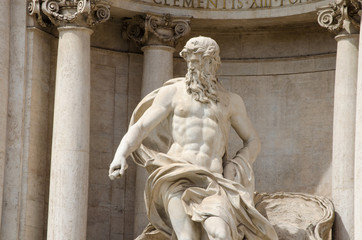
<box><xmin>109</xmin><ymin>85</ymin><xmax>176</xmax><ymax>179</ymax></box>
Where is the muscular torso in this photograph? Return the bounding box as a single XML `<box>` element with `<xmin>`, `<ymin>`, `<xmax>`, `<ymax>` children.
<box><xmin>167</xmin><ymin>82</ymin><xmax>231</xmax><ymax>174</ymax></box>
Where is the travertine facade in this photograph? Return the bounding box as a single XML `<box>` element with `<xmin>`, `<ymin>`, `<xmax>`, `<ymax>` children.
<box><xmin>0</xmin><ymin>0</ymin><xmax>361</xmax><ymax>239</ymax></box>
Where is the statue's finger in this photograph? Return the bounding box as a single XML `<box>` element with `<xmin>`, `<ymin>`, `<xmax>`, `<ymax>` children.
<box><xmin>119</xmin><ymin>166</ymin><xmax>126</xmax><ymax>175</ymax></box>
<box><xmin>109</xmin><ymin>169</ymin><xmax>121</xmax><ymax>180</ymax></box>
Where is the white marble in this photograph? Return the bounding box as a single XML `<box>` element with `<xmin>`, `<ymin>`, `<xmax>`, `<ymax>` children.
<box><xmin>110</xmin><ymin>36</ymin><xmax>278</xmax><ymax>240</ymax></box>
<box><xmin>111</xmin><ymin>0</ymin><xmax>331</xmax><ymax>22</ymax></box>
<box><xmin>134</xmin><ymin>44</ymin><xmax>175</xmax><ymax>237</ymax></box>
<box><xmin>355</xmin><ymin>11</ymin><xmax>362</xmax><ymax>239</ymax></box>
<box><xmin>26</xmin><ymin>2</ymin><xmax>111</xmax><ymax>239</ymax></box>
<box><xmin>0</xmin><ymin>0</ymin><xmax>28</xmax><ymax>238</ymax></box>
<box><xmin>254</xmin><ymin>192</ymin><xmax>334</xmax><ymax>240</ymax></box>
<box><xmin>0</xmin><ymin>0</ymin><xmax>10</xmax><ymax>231</ymax></box>
<box><xmin>140</xmin><ymin>45</ymin><xmax>175</xmax><ymax>97</ymax></box>
<box><xmin>47</xmin><ymin>26</ymin><xmax>93</xmax><ymax>240</ymax></box>
<box><xmin>332</xmin><ymin>30</ymin><xmax>358</xmax><ymax>240</ymax></box>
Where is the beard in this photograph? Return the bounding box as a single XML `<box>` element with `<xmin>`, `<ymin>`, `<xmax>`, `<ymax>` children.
<box><xmin>185</xmin><ymin>68</ymin><xmax>219</xmax><ymax>104</ymax></box>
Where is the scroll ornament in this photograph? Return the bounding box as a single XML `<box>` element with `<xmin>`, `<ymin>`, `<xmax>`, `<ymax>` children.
<box><xmin>28</xmin><ymin>0</ymin><xmax>110</xmax><ymax>27</ymax></box>
<box><xmin>317</xmin><ymin>0</ymin><xmax>360</xmax><ymax>34</ymax></box>
<box><xmin>124</xmin><ymin>14</ymin><xmax>191</xmax><ymax>47</ymax></box>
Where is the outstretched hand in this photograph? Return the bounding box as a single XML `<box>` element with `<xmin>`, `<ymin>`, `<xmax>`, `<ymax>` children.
<box><xmin>109</xmin><ymin>157</ymin><xmax>128</xmax><ymax>180</ymax></box>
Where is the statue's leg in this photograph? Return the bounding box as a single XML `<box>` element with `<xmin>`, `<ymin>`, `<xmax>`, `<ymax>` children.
<box><xmin>202</xmin><ymin>216</ymin><xmax>232</xmax><ymax>240</ymax></box>
<box><xmin>168</xmin><ymin>195</ymin><xmax>201</xmax><ymax>240</ymax></box>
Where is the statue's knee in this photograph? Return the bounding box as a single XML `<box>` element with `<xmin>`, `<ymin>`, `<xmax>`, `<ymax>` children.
<box><xmin>208</xmin><ymin>226</ymin><xmax>232</xmax><ymax>240</ymax></box>
<box><xmin>204</xmin><ymin>217</ymin><xmax>231</xmax><ymax>240</ymax></box>
<box><xmin>177</xmin><ymin>233</ymin><xmax>196</xmax><ymax>240</ymax></box>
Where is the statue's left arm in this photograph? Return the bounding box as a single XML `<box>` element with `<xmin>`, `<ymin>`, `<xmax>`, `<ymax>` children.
<box><xmin>229</xmin><ymin>93</ymin><xmax>261</xmax><ymax>165</ymax></box>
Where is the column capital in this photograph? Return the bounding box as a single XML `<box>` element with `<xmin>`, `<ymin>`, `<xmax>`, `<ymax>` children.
<box><xmin>27</xmin><ymin>0</ymin><xmax>110</xmax><ymax>28</ymax></box>
<box><xmin>317</xmin><ymin>0</ymin><xmax>361</xmax><ymax>34</ymax></box>
<box><xmin>123</xmin><ymin>13</ymin><xmax>191</xmax><ymax>48</ymax></box>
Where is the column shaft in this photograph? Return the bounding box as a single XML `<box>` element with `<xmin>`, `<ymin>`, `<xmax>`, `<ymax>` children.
<box><xmin>0</xmin><ymin>0</ymin><xmax>10</xmax><ymax>230</ymax></box>
<box><xmin>1</xmin><ymin>0</ymin><xmax>28</xmax><ymax>238</ymax></box>
<box><xmin>355</xmin><ymin>13</ymin><xmax>362</xmax><ymax>238</ymax></box>
<box><xmin>134</xmin><ymin>45</ymin><xmax>175</xmax><ymax>237</ymax></box>
<box><xmin>47</xmin><ymin>26</ymin><xmax>92</xmax><ymax>240</ymax></box>
<box><xmin>332</xmin><ymin>33</ymin><xmax>358</xmax><ymax>239</ymax></box>
<box><xmin>140</xmin><ymin>46</ymin><xmax>175</xmax><ymax>97</ymax></box>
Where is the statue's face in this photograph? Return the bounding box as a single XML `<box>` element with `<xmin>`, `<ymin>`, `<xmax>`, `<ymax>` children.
<box><xmin>185</xmin><ymin>51</ymin><xmax>205</xmax><ymax>73</ymax></box>
<box><xmin>180</xmin><ymin>36</ymin><xmax>220</xmax><ymax>78</ymax></box>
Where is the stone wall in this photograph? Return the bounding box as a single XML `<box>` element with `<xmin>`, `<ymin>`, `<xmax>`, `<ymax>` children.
<box><xmin>87</xmin><ymin>49</ymin><xmax>143</xmax><ymax>240</ymax></box>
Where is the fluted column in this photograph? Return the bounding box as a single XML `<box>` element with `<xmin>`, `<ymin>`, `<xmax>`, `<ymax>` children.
<box><xmin>28</xmin><ymin>1</ymin><xmax>110</xmax><ymax>239</ymax></box>
<box><xmin>318</xmin><ymin>3</ymin><xmax>360</xmax><ymax>239</ymax></box>
<box><xmin>124</xmin><ymin>13</ymin><xmax>191</xmax><ymax>237</ymax></box>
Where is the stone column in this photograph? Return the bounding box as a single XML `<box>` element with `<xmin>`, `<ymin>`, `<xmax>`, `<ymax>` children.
<box><xmin>141</xmin><ymin>45</ymin><xmax>174</xmax><ymax>97</ymax></box>
<box><xmin>49</xmin><ymin>25</ymin><xmax>93</xmax><ymax>240</ymax></box>
<box><xmin>124</xmin><ymin>13</ymin><xmax>191</xmax><ymax>237</ymax></box>
<box><xmin>318</xmin><ymin>4</ymin><xmax>360</xmax><ymax>239</ymax></box>
<box><xmin>355</xmin><ymin>10</ymin><xmax>362</xmax><ymax>239</ymax></box>
<box><xmin>28</xmin><ymin>1</ymin><xmax>110</xmax><ymax>239</ymax></box>
<box><xmin>135</xmin><ymin>45</ymin><xmax>174</xmax><ymax>235</ymax></box>
<box><xmin>0</xmin><ymin>0</ymin><xmax>10</xmax><ymax>230</ymax></box>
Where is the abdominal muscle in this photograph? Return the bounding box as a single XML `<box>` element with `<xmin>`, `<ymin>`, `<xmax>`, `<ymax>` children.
<box><xmin>167</xmin><ymin>115</ymin><xmax>226</xmax><ymax>174</ymax></box>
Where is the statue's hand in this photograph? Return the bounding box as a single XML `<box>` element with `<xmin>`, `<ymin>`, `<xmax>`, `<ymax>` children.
<box><xmin>223</xmin><ymin>162</ymin><xmax>236</xmax><ymax>181</ymax></box>
<box><xmin>109</xmin><ymin>156</ymin><xmax>128</xmax><ymax>180</ymax></box>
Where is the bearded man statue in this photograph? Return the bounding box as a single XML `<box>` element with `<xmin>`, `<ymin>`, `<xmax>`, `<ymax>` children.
<box><xmin>109</xmin><ymin>36</ymin><xmax>278</xmax><ymax>240</ymax></box>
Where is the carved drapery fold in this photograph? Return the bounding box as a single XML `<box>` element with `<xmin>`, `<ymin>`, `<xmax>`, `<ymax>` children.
<box><xmin>317</xmin><ymin>0</ymin><xmax>360</xmax><ymax>34</ymax></box>
<box><xmin>123</xmin><ymin>14</ymin><xmax>191</xmax><ymax>47</ymax></box>
<box><xmin>28</xmin><ymin>0</ymin><xmax>110</xmax><ymax>27</ymax></box>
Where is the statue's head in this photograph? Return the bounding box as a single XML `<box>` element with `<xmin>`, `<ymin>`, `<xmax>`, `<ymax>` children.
<box><xmin>180</xmin><ymin>36</ymin><xmax>221</xmax><ymax>76</ymax></box>
<box><xmin>180</xmin><ymin>36</ymin><xmax>221</xmax><ymax>104</ymax></box>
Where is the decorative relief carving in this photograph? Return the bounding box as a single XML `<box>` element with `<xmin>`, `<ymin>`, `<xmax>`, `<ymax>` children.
<box><xmin>254</xmin><ymin>192</ymin><xmax>335</xmax><ymax>240</ymax></box>
<box><xmin>124</xmin><ymin>15</ymin><xmax>146</xmax><ymax>45</ymax></box>
<box><xmin>317</xmin><ymin>0</ymin><xmax>360</xmax><ymax>34</ymax></box>
<box><xmin>123</xmin><ymin>14</ymin><xmax>191</xmax><ymax>47</ymax></box>
<box><xmin>28</xmin><ymin>0</ymin><xmax>110</xmax><ymax>28</ymax></box>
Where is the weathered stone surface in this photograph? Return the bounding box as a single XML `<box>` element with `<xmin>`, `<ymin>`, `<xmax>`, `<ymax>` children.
<box><xmin>254</xmin><ymin>192</ymin><xmax>335</xmax><ymax>240</ymax></box>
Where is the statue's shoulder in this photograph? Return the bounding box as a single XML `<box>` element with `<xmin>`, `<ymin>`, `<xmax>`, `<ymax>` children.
<box><xmin>163</xmin><ymin>77</ymin><xmax>185</xmax><ymax>87</ymax></box>
<box><xmin>216</xmin><ymin>82</ymin><xmax>237</xmax><ymax>104</ymax></box>
<box><xmin>158</xmin><ymin>77</ymin><xmax>185</xmax><ymax>94</ymax></box>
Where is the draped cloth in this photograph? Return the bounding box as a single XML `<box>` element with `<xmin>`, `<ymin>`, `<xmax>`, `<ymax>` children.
<box><xmin>131</xmin><ymin>79</ymin><xmax>278</xmax><ymax>240</ymax></box>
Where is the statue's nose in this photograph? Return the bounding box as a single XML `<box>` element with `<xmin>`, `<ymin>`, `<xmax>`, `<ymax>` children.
<box><xmin>189</xmin><ymin>54</ymin><xmax>199</xmax><ymax>62</ymax></box>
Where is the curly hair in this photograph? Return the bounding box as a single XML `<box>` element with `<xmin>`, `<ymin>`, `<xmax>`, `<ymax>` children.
<box><xmin>180</xmin><ymin>36</ymin><xmax>221</xmax><ymax>76</ymax></box>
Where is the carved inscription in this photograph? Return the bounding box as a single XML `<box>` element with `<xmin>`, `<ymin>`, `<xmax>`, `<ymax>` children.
<box><xmin>150</xmin><ymin>0</ymin><xmax>313</xmax><ymax>9</ymax></box>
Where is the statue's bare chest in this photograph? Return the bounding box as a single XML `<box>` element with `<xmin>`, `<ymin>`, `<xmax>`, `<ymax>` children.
<box><xmin>173</xmin><ymin>96</ymin><xmax>228</xmax><ymax>121</ymax></box>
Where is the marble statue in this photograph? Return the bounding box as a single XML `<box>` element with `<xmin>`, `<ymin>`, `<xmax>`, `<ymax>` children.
<box><xmin>109</xmin><ymin>36</ymin><xmax>278</xmax><ymax>240</ymax></box>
